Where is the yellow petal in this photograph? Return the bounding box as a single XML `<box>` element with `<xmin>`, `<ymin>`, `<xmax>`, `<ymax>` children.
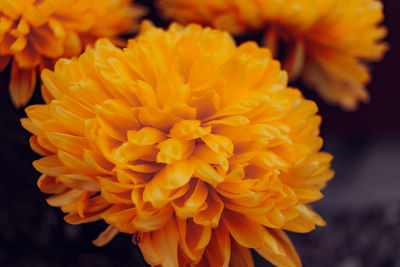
<box><xmin>128</xmin><ymin>127</ymin><xmax>166</xmax><ymax>145</ymax></box>
<box><xmin>194</xmin><ymin>190</ymin><xmax>224</xmax><ymax>228</ymax></box>
<box><xmin>192</xmin><ymin>156</ymin><xmax>224</xmax><ymax>186</ymax></box>
<box><xmin>169</xmin><ymin>120</ymin><xmax>211</xmax><ymax>140</ymax></box>
<box><xmin>137</xmin><ymin>106</ymin><xmax>179</xmax><ymax>132</ymax></box>
<box><xmin>201</xmin><ymin>134</ymin><xmax>234</xmax><ymax>158</ymax></box>
<box><xmin>156</xmin><ymin>138</ymin><xmax>195</xmax><ymax>164</ymax></box>
<box><xmin>173</xmin><ymin>179</ymin><xmax>208</xmax><ymax>219</ymax></box>
<box><xmin>156</xmin><ymin>159</ymin><xmax>194</xmax><ymax>190</ymax></box>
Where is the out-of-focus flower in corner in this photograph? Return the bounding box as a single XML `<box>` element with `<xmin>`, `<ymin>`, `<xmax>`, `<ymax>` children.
<box><xmin>21</xmin><ymin>21</ymin><xmax>334</xmax><ymax>266</ymax></box>
<box><xmin>157</xmin><ymin>0</ymin><xmax>388</xmax><ymax>110</ymax></box>
<box><xmin>0</xmin><ymin>0</ymin><xmax>145</xmax><ymax>107</ymax></box>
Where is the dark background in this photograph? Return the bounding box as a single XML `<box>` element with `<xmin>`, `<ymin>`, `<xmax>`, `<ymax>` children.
<box><xmin>0</xmin><ymin>0</ymin><xmax>399</xmax><ymax>266</ymax></box>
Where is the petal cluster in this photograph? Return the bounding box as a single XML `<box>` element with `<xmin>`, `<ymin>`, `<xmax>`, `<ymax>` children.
<box><xmin>22</xmin><ymin>22</ymin><xmax>333</xmax><ymax>266</ymax></box>
<box><xmin>0</xmin><ymin>0</ymin><xmax>144</xmax><ymax>107</ymax></box>
<box><xmin>157</xmin><ymin>0</ymin><xmax>388</xmax><ymax>110</ymax></box>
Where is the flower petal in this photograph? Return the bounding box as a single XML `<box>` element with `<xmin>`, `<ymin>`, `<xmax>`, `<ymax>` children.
<box><xmin>152</xmin><ymin>218</ymin><xmax>180</xmax><ymax>267</ymax></box>
<box><xmin>92</xmin><ymin>225</ymin><xmax>120</xmax><ymax>247</ymax></box>
<box><xmin>255</xmin><ymin>229</ymin><xmax>301</xmax><ymax>267</ymax></box>
<box><xmin>9</xmin><ymin>61</ymin><xmax>36</xmax><ymax>107</ymax></box>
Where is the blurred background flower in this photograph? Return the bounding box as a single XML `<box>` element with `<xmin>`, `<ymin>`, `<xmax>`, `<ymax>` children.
<box><xmin>0</xmin><ymin>0</ymin><xmax>145</xmax><ymax>107</ymax></box>
<box><xmin>157</xmin><ymin>0</ymin><xmax>387</xmax><ymax>110</ymax></box>
<box><xmin>0</xmin><ymin>0</ymin><xmax>399</xmax><ymax>267</ymax></box>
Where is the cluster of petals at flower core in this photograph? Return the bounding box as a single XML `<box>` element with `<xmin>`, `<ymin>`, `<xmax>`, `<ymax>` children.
<box><xmin>22</xmin><ymin>21</ymin><xmax>333</xmax><ymax>266</ymax></box>
<box><xmin>157</xmin><ymin>0</ymin><xmax>388</xmax><ymax>110</ymax></box>
<box><xmin>0</xmin><ymin>0</ymin><xmax>144</xmax><ymax>107</ymax></box>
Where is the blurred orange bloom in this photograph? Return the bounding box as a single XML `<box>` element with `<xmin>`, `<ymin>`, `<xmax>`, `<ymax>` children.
<box><xmin>0</xmin><ymin>0</ymin><xmax>145</xmax><ymax>107</ymax></box>
<box><xmin>157</xmin><ymin>0</ymin><xmax>388</xmax><ymax>110</ymax></box>
<box><xmin>22</xmin><ymin>21</ymin><xmax>333</xmax><ymax>266</ymax></box>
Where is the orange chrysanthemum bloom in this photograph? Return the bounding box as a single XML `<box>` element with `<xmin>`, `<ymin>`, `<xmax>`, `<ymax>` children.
<box><xmin>157</xmin><ymin>0</ymin><xmax>388</xmax><ymax>110</ymax></box>
<box><xmin>0</xmin><ymin>0</ymin><xmax>145</xmax><ymax>107</ymax></box>
<box><xmin>22</xmin><ymin>21</ymin><xmax>333</xmax><ymax>266</ymax></box>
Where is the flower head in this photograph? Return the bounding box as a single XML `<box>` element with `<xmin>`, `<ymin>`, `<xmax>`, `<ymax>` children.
<box><xmin>157</xmin><ymin>0</ymin><xmax>388</xmax><ymax>110</ymax></box>
<box><xmin>0</xmin><ymin>0</ymin><xmax>145</xmax><ymax>107</ymax></box>
<box><xmin>22</xmin><ymin>21</ymin><xmax>333</xmax><ymax>266</ymax></box>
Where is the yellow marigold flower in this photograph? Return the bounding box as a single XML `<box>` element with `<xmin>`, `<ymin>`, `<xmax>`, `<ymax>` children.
<box><xmin>0</xmin><ymin>0</ymin><xmax>145</xmax><ymax>107</ymax></box>
<box><xmin>22</xmin><ymin>21</ymin><xmax>334</xmax><ymax>267</ymax></box>
<box><xmin>157</xmin><ymin>0</ymin><xmax>388</xmax><ymax>110</ymax></box>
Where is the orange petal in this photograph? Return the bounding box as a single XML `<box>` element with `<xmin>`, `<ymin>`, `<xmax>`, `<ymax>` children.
<box><xmin>192</xmin><ymin>156</ymin><xmax>224</xmax><ymax>187</ymax></box>
<box><xmin>20</xmin><ymin>117</ymin><xmax>40</xmax><ymax>135</ymax></box>
<box><xmin>30</xmin><ymin>25</ymin><xmax>64</xmax><ymax>58</ymax></box>
<box><xmin>137</xmin><ymin>106</ymin><xmax>180</xmax><ymax>132</ymax></box>
<box><xmin>222</xmin><ymin>210</ymin><xmax>283</xmax><ymax>255</ymax></box>
<box><xmin>133</xmin><ymin>205</ymin><xmax>173</xmax><ymax>232</ymax></box>
<box><xmin>9</xmin><ymin>62</ymin><xmax>36</xmax><ymax>107</ymax></box>
<box><xmin>0</xmin><ymin>55</ymin><xmax>11</xmax><ymax>71</ymax></box>
<box><xmin>201</xmin><ymin>134</ymin><xmax>234</xmax><ymax>158</ymax></box>
<box><xmin>62</xmin><ymin>30</ymin><xmax>82</xmax><ymax>58</ymax></box>
<box><xmin>157</xmin><ymin>159</ymin><xmax>194</xmax><ymax>190</ymax></box>
<box><xmin>152</xmin><ymin>218</ymin><xmax>179</xmax><ymax>267</ymax></box>
<box><xmin>49</xmin><ymin>100</ymin><xmax>86</xmax><ymax>135</ymax></box>
<box><xmin>193</xmin><ymin>144</ymin><xmax>229</xmax><ymax>173</ymax></box>
<box><xmin>229</xmin><ymin>239</ymin><xmax>254</xmax><ymax>267</ymax></box>
<box><xmin>64</xmin><ymin>212</ymin><xmax>102</xmax><ymax>225</ymax></box>
<box><xmin>194</xmin><ymin>190</ymin><xmax>224</xmax><ymax>228</ymax></box>
<box><xmin>176</xmin><ymin>218</ymin><xmax>208</xmax><ymax>264</ymax></box>
<box><xmin>172</xmin><ymin>179</ymin><xmax>208</xmax><ymax>219</ymax></box>
<box><xmin>57</xmin><ymin>150</ymin><xmax>96</xmax><ymax>175</ymax></box>
<box><xmin>205</xmin><ymin>224</ymin><xmax>231</xmax><ymax>267</ymax></box>
<box><xmin>37</xmin><ymin>174</ymin><xmax>67</xmax><ymax>194</ymax></box>
<box><xmin>293</xmin><ymin>188</ymin><xmax>324</xmax><ymax>203</ymax></box>
<box><xmin>255</xmin><ymin>229</ymin><xmax>302</xmax><ymax>267</ymax></box>
<box><xmin>156</xmin><ymin>138</ymin><xmax>195</xmax><ymax>164</ymax></box>
<box><xmin>138</xmin><ymin>232</ymin><xmax>162</xmax><ymax>266</ymax></box>
<box><xmin>14</xmin><ymin>43</ymin><xmax>40</xmax><ymax>68</ymax></box>
<box><xmin>33</xmin><ymin>155</ymin><xmax>69</xmax><ymax>177</ymax></box>
<box><xmin>283</xmin><ymin>205</ymin><xmax>326</xmax><ymax>233</ymax></box>
<box><xmin>128</xmin><ymin>127</ymin><xmax>166</xmax><ymax>145</ymax></box>
<box><xmin>204</xmin><ymin>115</ymin><xmax>250</xmax><ymax>127</ymax></box>
<box><xmin>46</xmin><ymin>132</ymin><xmax>90</xmax><ymax>155</ymax></box>
<box><xmin>10</xmin><ymin>35</ymin><xmax>27</xmax><ymax>52</ymax></box>
<box><xmin>101</xmin><ymin>190</ymin><xmax>132</xmax><ymax>205</ymax></box>
<box><xmin>95</xmin><ymin>99</ymin><xmax>134</xmax><ymax>141</ymax></box>
<box><xmin>102</xmin><ymin>206</ymin><xmax>136</xmax><ymax>234</ymax></box>
<box><xmin>92</xmin><ymin>225</ymin><xmax>119</xmax><ymax>247</ymax></box>
<box><xmin>25</xmin><ymin>104</ymin><xmax>52</xmax><ymax>128</ymax></box>
<box><xmin>284</xmin><ymin>40</ymin><xmax>305</xmax><ymax>81</ymax></box>
<box><xmin>46</xmin><ymin>189</ymin><xmax>82</xmax><ymax>207</ymax></box>
<box><xmin>169</xmin><ymin>120</ymin><xmax>211</xmax><ymax>140</ymax></box>
<box><xmin>58</xmin><ymin>174</ymin><xmax>99</xmax><ymax>192</ymax></box>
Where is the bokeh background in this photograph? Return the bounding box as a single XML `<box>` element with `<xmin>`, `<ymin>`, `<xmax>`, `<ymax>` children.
<box><xmin>0</xmin><ymin>0</ymin><xmax>399</xmax><ymax>266</ymax></box>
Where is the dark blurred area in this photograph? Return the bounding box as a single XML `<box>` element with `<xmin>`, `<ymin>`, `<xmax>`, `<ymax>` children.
<box><xmin>0</xmin><ymin>0</ymin><xmax>399</xmax><ymax>266</ymax></box>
